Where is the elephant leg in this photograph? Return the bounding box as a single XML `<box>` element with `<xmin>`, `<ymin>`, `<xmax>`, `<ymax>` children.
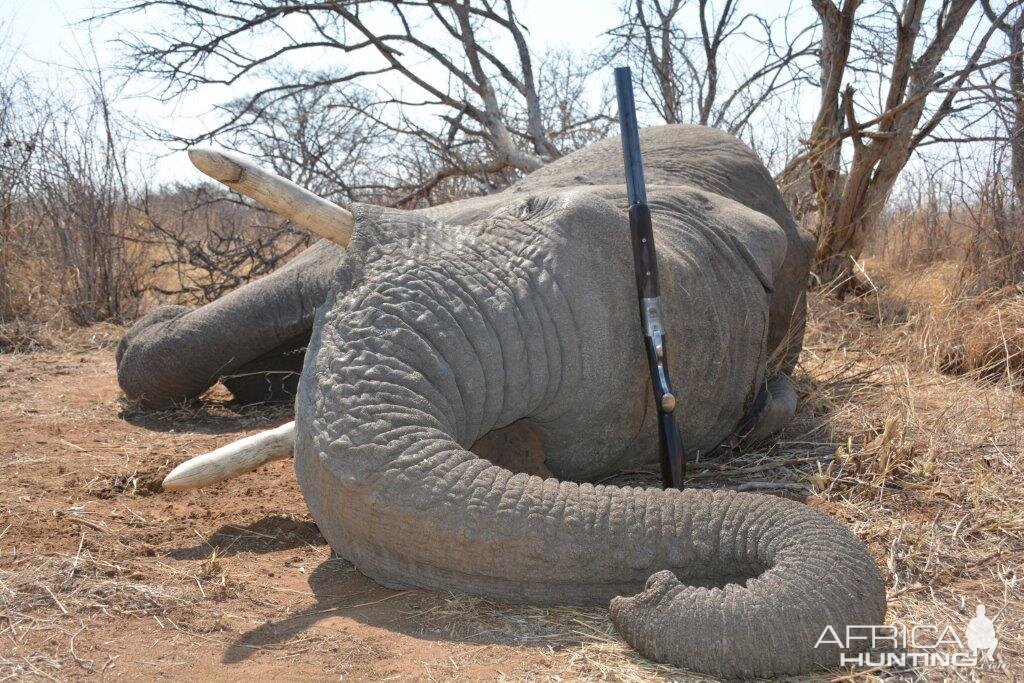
<box><xmin>220</xmin><ymin>334</ymin><xmax>310</xmax><ymax>404</ymax></box>
<box><xmin>117</xmin><ymin>240</ymin><xmax>344</xmax><ymax>408</ymax></box>
<box><xmin>735</xmin><ymin>373</ymin><xmax>798</xmax><ymax>447</ymax></box>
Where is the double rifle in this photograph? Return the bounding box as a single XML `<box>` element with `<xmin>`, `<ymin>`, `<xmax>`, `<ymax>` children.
<box><xmin>614</xmin><ymin>67</ymin><xmax>687</xmax><ymax>490</ymax></box>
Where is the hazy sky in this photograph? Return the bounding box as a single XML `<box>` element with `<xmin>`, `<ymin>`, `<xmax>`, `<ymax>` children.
<box><xmin>4</xmin><ymin>1</ymin><xmax>999</xmax><ymax>194</ymax></box>
<box><xmin>6</xmin><ymin>0</ymin><xmax>638</xmax><ymax>183</ymax></box>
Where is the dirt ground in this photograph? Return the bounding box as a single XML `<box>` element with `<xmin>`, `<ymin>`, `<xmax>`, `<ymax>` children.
<box><xmin>1</xmin><ymin>287</ymin><xmax>1022</xmax><ymax>681</ymax></box>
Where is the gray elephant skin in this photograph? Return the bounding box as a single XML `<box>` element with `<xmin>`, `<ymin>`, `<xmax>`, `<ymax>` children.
<box><xmin>118</xmin><ymin>125</ymin><xmax>886</xmax><ymax>678</ymax></box>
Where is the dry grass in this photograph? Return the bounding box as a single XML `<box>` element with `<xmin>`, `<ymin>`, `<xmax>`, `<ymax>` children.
<box><xmin>794</xmin><ymin>261</ymin><xmax>1023</xmax><ymax>679</ymax></box>
<box><xmin>862</xmin><ymin>258</ymin><xmax>1024</xmax><ymax>387</ymax></box>
<box><xmin>0</xmin><ymin>553</ymin><xmax>192</xmax><ymax>678</ymax></box>
<box><xmin>954</xmin><ymin>295</ymin><xmax>1024</xmax><ymax>380</ymax></box>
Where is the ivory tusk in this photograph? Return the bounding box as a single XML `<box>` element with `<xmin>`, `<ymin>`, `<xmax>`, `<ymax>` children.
<box><xmin>162</xmin><ymin>421</ymin><xmax>296</xmax><ymax>491</ymax></box>
<box><xmin>188</xmin><ymin>147</ymin><xmax>354</xmax><ymax>246</ymax></box>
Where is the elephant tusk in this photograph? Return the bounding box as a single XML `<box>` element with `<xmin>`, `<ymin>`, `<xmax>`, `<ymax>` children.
<box><xmin>188</xmin><ymin>147</ymin><xmax>354</xmax><ymax>246</ymax></box>
<box><xmin>162</xmin><ymin>421</ymin><xmax>295</xmax><ymax>491</ymax></box>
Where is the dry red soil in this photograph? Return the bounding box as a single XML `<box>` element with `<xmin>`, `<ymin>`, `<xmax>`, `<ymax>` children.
<box><xmin>0</xmin><ymin>329</ymin><xmax>683</xmax><ymax>681</ymax></box>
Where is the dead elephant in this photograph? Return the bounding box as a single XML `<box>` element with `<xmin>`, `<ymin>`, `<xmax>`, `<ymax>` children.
<box><xmin>117</xmin><ymin>125</ymin><xmax>885</xmax><ymax>678</ymax></box>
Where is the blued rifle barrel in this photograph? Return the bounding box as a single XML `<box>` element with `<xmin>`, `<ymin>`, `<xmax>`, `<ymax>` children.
<box><xmin>615</xmin><ymin>69</ymin><xmax>647</xmax><ymax>207</ymax></box>
<box><xmin>614</xmin><ymin>66</ymin><xmax>686</xmax><ymax>490</ymax></box>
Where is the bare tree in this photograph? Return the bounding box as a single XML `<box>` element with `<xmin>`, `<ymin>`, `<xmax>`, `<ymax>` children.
<box><xmin>805</xmin><ymin>0</ymin><xmax>1007</xmax><ymax>288</ymax></box>
<box><xmin>220</xmin><ymin>75</ymin><xmax>392</xmax><ymax>201</ymax></box>
<box><xmin>105</xmin><ymin>0</ymin><xmax>604</xmax><ymax>200</ymax></box>
<box><xmin>605</xmin><ymin>0</ymin><xmax>816</xmax><ymax>134</ymax></box>
<box><xmin>532</xmin><ymin>51</ymin><xmax>616</xmax><ymax>156</ymax></box>
<box><xmin>0</xmin><ymin>65</ymin><xmax>145</xmax><ymax>328</ymax></box>
<box><xmin>139</xmin><ymin>185</ymin><xmax>310</xmax><ymax>303</ymax></box>
<box><xmin>0</xmin><ymin>72</ymin><xmax>40</xmax><ymax>322</ymax></box>
<box><xmin>980</xmin><ymin>0</ymin><xmax>1024</xmax><ymax>200</ymax></box>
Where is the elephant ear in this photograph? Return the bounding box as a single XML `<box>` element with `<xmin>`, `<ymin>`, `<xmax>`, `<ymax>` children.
<box><xmin>651</xmin><ymin>189</ymin><xmax>789</xmax><ymax>294</ymax></box>
<box><xmin>713</xmin><ymin>198</ymin><xmax>790</xmax><ymax>293</ymax></box>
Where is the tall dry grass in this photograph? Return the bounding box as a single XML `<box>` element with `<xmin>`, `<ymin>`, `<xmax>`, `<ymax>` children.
<box><xmin>860</xmin><ymin>168</ymin><xmax>1024</xmax><ymax>387</ymax></box>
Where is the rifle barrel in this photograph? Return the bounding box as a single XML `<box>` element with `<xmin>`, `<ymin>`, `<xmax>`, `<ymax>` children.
<box><xmin>614</xmin><ymin>67</ymin><xmax>647</xmax><ymax>207</ymax></box>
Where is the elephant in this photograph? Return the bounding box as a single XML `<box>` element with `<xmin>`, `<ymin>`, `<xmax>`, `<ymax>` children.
<box><xmin>118</xmin><ymin>125</ymin><xmax>814</xmax><ymax>411</ymax></box>
<box><xmin>119</xmin><ymin>125</ymin><xmax>886</xmax><ymax>678</ymax></box>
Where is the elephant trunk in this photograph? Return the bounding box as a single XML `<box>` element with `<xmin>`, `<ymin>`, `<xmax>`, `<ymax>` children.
<box><xmin>295</xmin><ymin>244</ymin><xmax>885</xmax><ymax>678</ymax></box>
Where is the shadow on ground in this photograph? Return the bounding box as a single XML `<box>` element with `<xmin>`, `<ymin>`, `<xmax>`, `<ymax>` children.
<box><xmin>219</xmin><ymin>557</ymin><xmax>601</xmax><ymax>664</ymax></box>
<box><xmin>168</xmin><ymin>515</ymin><xmax>325</xmax><ymax>559</ymax></box>
<box><xmin>119</xmin><ymin>389</ymin><xmax>293</xmax><ymax>435</ymax></box>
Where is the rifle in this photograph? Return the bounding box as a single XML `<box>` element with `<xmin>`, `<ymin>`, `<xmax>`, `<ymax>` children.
<box><xmin>614</xmin><ymin>66</ymin><xmax>686</xmax><ymax>490</ymax></box>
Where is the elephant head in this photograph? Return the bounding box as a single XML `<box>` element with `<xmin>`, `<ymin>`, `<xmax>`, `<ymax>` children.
<box><xmin>128</xmin><ymin>126</ymin><xmax>885</xmax><ymax>677</ymax></box>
